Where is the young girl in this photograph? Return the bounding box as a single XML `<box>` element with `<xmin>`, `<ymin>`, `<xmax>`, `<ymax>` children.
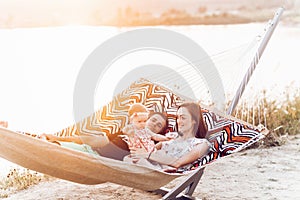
<box><xmin>122</xmin><ymin>103</ymin><xmax>175</xmax><ymax>163</ymax></box>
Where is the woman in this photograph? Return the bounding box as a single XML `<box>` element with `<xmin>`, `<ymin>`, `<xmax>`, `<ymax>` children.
<box><xmin>42</xmin><ymin>112</ymin><xmax>169</xmax><ymax>160</ymax></box>
<box><xmin>129</xmin><ymin>102</ymin><xmax>211</xmax><ymax>172</ymax></box>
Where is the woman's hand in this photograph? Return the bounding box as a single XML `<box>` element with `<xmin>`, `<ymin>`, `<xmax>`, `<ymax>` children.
<box><xmin>129</xmin><ymin>147</ymin><xmax>149</xmax><ymax>162</ymax></box>
<box><xmin>165</xmin><ymin>132</ymin><xmax>178</xmax><ymax>140</ymax></box>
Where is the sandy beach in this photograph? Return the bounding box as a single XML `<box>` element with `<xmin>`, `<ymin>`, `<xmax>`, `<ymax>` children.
<box><xmin>2</xmin><ymin>135</ymin><xmax>299</xmax><ymax>200</ymax></box>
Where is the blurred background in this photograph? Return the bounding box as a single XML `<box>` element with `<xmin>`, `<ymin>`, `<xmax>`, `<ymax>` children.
<box><xmin>0</xmin><ymin>0</ymin><xmax>299</xmax><ymax>28</ymax></box>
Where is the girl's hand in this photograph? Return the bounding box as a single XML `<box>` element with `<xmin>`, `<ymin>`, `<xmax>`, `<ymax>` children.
<box><xmin>122</xmin><ymin>124</ymin><xmax>135</xmax><ymax>136</ymax></box>
<box><xmin>119</xmin><ymin>135</ymin><xmax>132</xmax><ymax>147</ymax></box>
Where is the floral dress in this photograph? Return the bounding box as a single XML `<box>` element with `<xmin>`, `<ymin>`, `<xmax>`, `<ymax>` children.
<box><xmin>161</xmin><ymin>136</ymin><xmax>210</xmax><ymax>159</ymax></box>
<box><xmin>122</xmin><ymin>128</ymin><xmax>155</xmax><ymax>152</ymax></box>
<box><xmin>158</xmin><ymin>134</ymin><xmax>212</xmax><ymax>171</ymax></box>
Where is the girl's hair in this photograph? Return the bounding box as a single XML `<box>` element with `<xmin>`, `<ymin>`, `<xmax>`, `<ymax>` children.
<box><xmin>128</xmin><ymin>103</ymin><xmax>148</xmax><ymax>117</ymax></box>
<box><xmin>148</xmin><ymin>111</ymin><xmax>169</xmax><ymax>134</ymax></box>
<box><xmin>177</xmin><ymin>102</ymin><xmax>208</xmax><ymax>138</ymax></box>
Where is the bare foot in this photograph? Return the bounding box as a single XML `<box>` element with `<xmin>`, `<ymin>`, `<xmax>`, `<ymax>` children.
<box><xmin>0</xmin><ymin>121</ymin><xmax>8</xmax><ymax>128</ymax></box>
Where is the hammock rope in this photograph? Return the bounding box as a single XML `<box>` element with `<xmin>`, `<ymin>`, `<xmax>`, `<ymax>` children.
<box><xmin>143</xmin><ymin>39</ymin><xmax>260</xmax><ymax>109</ymax></box>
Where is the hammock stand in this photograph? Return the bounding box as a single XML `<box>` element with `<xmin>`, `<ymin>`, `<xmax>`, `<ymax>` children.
<box><xmin>155</xmin><ymin>7</ymin><xmax>284</xmax><ymax>199</ymax></box>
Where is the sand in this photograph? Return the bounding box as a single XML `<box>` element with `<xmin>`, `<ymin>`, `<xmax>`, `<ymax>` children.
<box><xmin>2</xmin><ymin>135</ymin><xmax>299</xmax><ymax>200</ymax></box>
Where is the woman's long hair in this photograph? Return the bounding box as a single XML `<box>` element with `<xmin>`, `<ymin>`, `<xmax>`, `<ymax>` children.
<box><xmin>177</xmin><ymin>102</ymin><xmax>208</xmax><ymax>138</ymax></box>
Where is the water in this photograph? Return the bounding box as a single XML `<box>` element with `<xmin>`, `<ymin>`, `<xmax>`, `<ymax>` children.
<box><xmin>0</xmin><ymin>23</ymin><xmax>299</xmax><ymax>177</ymax></box>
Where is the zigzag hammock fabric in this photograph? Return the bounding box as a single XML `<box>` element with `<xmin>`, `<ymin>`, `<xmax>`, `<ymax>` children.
<box><xmin>55</xmin><ymin>78</ymin><xmax>267</xmax><ymax>171</ymax></box>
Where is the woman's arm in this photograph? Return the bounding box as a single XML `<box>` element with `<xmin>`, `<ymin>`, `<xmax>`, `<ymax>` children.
<box><xmin>149</xmin><ymin>140</ymin><xmax>210</xmax><ymax>168</ymax></box>
<box><xmin>170</xmin><ymin>142</ymin><xmax>209</xmax><ymax>168</ymax></box>
<box><xmin>147</xmin><ymin>149</ymin><xmax>177</xmax><ymax>165</ymax></box>
<box><xmin>130</xmin><ymin>147</ymin><xmax>177</xmax><ymax>165</ymax></box>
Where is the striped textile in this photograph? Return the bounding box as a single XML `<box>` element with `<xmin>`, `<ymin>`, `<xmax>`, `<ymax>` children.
<box><xmin>190</xmin><ymin>109</ymin><xmax>265</xmax><ymax>169</ymax></box>
<box><xmin>55</xmin><ymin>78</ymin><xmax>185</xmax><ymax>137</ymax></box>
<box><xmin>54</xmin><ymin>78</ymin><xmax>265</xmax><ymax>168</ymax></box>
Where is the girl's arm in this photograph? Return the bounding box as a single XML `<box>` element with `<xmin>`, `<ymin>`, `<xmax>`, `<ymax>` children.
<box><xmin>122</xmin><ymin>124</ymin><xmax>136</xmax><ymax>138</ymax></box>
<box><xmin>147</xmin><ymin>129</ymin><xmax>176</xmax><ymax>142</ymax></box>
<box><xmin>151</xmin><ymin>133</ymin><xmax>169</xmax><ymax>142</ymax></box>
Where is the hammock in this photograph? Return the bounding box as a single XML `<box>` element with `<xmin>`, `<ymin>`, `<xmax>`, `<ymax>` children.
<box><xmin>0</xmin><ymin>126</ymin><xmax>180</xmax><ymax>191</ymax></box>
<box><xmin>0</xmin><ymin>79</ymin><xmax>268</xmax><ymax>190</ymax></box>
<box><xmin>0</xmin><ymin>7</ymin><xmax>283</xmax><ymax>200</ymax></box>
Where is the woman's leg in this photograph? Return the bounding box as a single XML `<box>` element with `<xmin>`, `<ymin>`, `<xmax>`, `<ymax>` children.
<box><xmin>59</xmin><ymin>142</ymin><xmax>99</xmax><ymax>156</ymax></box>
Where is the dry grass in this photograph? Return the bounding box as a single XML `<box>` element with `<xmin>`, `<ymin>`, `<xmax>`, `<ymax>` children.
<box><xmin>232</xmin><ymin>87</ymin><xmax>300</xmax><ymax>147</ymax></box>
<box><xmin>0</xmin><ymin>168</ymin><xmax>52</xmax><ymax>198</ymax></box>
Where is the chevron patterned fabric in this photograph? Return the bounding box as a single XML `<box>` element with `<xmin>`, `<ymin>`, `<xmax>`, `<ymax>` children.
<box><xmin>55</xmin><ymin>78</ymin><xmax>186</xmax><ymax>137</ymax></box>
<box><xmin>53</xmin><ymin>78</ymin><xmax>265</xmax><ymax>170</ymax></box>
